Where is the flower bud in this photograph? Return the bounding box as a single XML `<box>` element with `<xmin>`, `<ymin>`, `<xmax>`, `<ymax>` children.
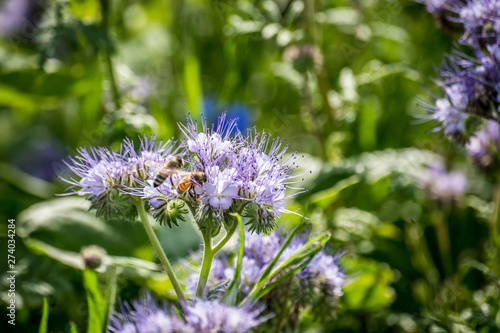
<box><xmin>81</xmin><ymin>245</ymin><xmax>108</xmax><ymax>270</ymax></box>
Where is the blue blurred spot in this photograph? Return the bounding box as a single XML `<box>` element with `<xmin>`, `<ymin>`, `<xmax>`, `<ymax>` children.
<box><xmin>203</xmin><ymin>97</ymin><xmax>252</xmax><ymax>133</ymax></box>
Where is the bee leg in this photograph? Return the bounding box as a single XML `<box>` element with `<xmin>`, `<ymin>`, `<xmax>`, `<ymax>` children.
<box><xmin>188</xmin><ymin>188</ymin><xmax>198</xmax><ymax>202</ymax></box>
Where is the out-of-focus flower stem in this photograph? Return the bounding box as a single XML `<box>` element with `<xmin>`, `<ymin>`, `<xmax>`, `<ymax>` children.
<box><xmin>99</xmin><ymin>0</ymin><xmax>121</xmax><ymax>111</ymax></box>
<box><xmin>133</xmin><ymin>198</ymin><xmax>187</xmax><ymax>304</ymax></box>
<box><xmin>492</xmin><ymin>179</ymin><xmax>500</xmax><ymax>247</ymax></box>
<box><xmin>432</xmin><ymin>209</ymin><xmax>453</xmax><ymax>278</ymax></box>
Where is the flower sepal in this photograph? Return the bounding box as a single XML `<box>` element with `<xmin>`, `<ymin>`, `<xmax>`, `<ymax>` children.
<box><xmin>151</xmin><ymin>198</ymin><xmax>188</xmax><ymax>228</ymax></box>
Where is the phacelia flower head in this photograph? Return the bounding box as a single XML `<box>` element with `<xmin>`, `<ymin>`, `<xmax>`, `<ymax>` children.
<box><xmin>60</xmin><ymin>113</ymin><xmax>304</xmax><ymax>232</ymax></box>
<box><xmin>59</xmin><ymin>144</ymin><xmax>137</xmax><ymax>219</ymax></box>
<box><xmin>176</xmin><ymin>113</ymin><xmax>305</xmax><ymax>234</ymax></box>
<box><xmin>467</xmin><ymin>120</ymin><xmax>500</xmax><ymax>169</ymax></box>
<box><xmin>419</xmin><ymin>0</ymin><xmax>500</xmax><ymax>144</ymax></box>
<box><xmin>418</xmin><ymin>163</ymin><xmax>468</xmax><ymax>203</ymax></box>
<box><xmin>418</xmin><ymin>98</ymin><xmax>467</xmax><ymax>140</ymax></box>
<box><xmin>185</xmin><ymin>300</ymin><xmax>268</xmax><ymax>333</ymax></box>
<box><xmin>184</xmin><ymin>230</ymin><xmax>346</xmax><ymax>318</ymax></box>
<box><xmin>109</xmin><ymin>294</ymin><xmax>268</xmax><ymax>333</ymax></box>
<box><xmin>109</xmin><ymin>294</ymin><xmax>193</xmax><ymax>333</ymax></box>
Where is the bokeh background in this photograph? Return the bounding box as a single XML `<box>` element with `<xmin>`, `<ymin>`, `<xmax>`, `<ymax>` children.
<box><xmin>0</xmin><ymin>0</ymin><xmax>498</xmax><ymax>332</ymax></box>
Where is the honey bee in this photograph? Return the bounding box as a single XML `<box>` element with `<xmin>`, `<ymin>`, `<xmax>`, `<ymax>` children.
<box><xmin>153</xmin><ymin>156</ymin><xmax>185</xmax><ymax>187</ymax></box>
<box><xmin>153</xmin><ymin>156</ymin><xmax>207</xmax><ymax>201</ymax></box>
<box><xmin>176</xmin><ymin>171</ymin><xmax>207</xmax><ymax>201</ymax></box>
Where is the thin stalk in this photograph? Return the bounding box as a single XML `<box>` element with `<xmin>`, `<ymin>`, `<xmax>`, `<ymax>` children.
<box><xmin>99</xmin><ymin>0</ymin><xmax>121</xmax><ymax>110</ymax></box>
<box><xmin>196</xmin><ymin>226</ymin><xmax>214</xmax><ymax>298</ymax></box>
<box><xmin>433</xmin><ymin>209</ymin><xmax>453</xmax><ymax>278</ymax></box>
<box><xmin>213</xmin><ymin>220</ymin><xmax>238</xmax><ymax>253</ymax></box>
<box><xmin>133</xmin><ymin>199</ymin><xmax>187</xmax><ymax>304</ymax></box>
<box><xmin>492</xmin><ymin>180</ymin><xmax>500</xmax><ymax>246</ymax></box>
<box><xmin>104</xmin><ymin>265</ymin><xmax>117</xmax><ymax>332</ymax></box>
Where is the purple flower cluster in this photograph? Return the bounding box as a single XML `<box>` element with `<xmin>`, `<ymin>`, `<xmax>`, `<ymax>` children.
<box><xmin>60</xmin><ymin>114</ymin><xmax>303</xmax><ymax>231</ymax></box>
<box><xmin>176</xmin><ymin>114</ymin><xmax>304</xmax><ymax>232</ymax></box>
<box><xmin>59</xmin><ymin>136</ymin><xmax>182</xmax><ymax>219</ymax></box>
<box><xmin>185</xmin><ymin>231</ymin><xmax>346</xmax><ymax>316</ymax></box>
<box><xmin>467</xmin><ymin>120</ymin><xmax>500</xmax><ymax>169</ymax></box>
<box><xmin>418</xmin><ymin>163</ymin><xmax>468</xmax><ymax>203</ymax></box>
<box><xmin>420</xmin><ymin>0</ymin><xmax>500</xmax><ymax>143</ymax></box>
<box><xmin>109</xmin><ymin>295</ymin><xmax>267</xmax><ymax>333</ymax></box>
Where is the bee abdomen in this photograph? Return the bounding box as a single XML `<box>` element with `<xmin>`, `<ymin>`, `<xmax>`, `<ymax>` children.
<box><xmin>177</xmin><ymin>180</ymin><xmax>191</xmax><ymax>193</ymax></box>
<box><xmin>153</xmin><ymin>173</ymin><xmax>167</xmax><ymax>187</ymax></box>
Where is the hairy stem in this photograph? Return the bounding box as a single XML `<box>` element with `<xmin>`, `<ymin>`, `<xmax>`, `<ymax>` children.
<box><xmin>196</xmin><ymin>227</ymin><xmax>214</xmax><ymax>299</ymax></box>
<box><xmin>196</xmin><ymin>219</ymin><xmax>239</xmax><ymax>298</ymax></box>
<box><xmin>134</xmin><ymin>199</ymin><xmax>187</xmax><ymax>304</ymax></box>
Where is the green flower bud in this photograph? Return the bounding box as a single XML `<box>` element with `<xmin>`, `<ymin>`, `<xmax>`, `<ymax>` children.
<box><xmin>151</xmin><ymin>199</ymin><xmax>188</xmax><ymax>228</ymax></box>
<box><xmin>81</xmin><ymin>245</ymin><xmax>108</xmax><ymax>270</ymax></box>
<box><xmin>242</xmin><ymin>203</ymin><xmax>278</xmax><ymax>234</ymax></box>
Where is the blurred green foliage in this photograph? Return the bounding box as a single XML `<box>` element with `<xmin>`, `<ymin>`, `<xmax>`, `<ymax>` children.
<box><xmin>0</xmin><ymin>0</ymin><xmax>499</xmax><ymax>332</ymax></box>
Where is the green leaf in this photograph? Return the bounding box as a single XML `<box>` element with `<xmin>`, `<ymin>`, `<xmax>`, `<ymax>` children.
<box><xmin>0</xmin><ymin>163</ymin><xmax>56</xmax><ymax>199</ymax></box>
<box><xmin>83</xmin><ymin>269</ymin><xmax>106</xmax><ymax>333</ymax></box>
<box><xmin>17</xmin><ymin>197</ymin><xmax>150</xmax><ymax>256</ymax></box>
<box><xmin>69</xmin><ymin>321</ymin><xmax>79</xmax><ymax>333</ymax></box>
<box><xmin>39</xmin><ymin>297</ymin><xmax>49</xmax><ymax>333</ymax></box>
<box><xmin>25</xmin><ymin>238</ymin><xmax>163</xmax><ymax>278</ymax></box>
<box><xmin>183</xmin><ymin>53</ymin><xmax>203</xmax><ymax>116</ymax></box>
<box><xmin>104</xmin><ymin>266</ymin><xmax>118</xmax><ymax>332</ymax></box>
<box><xmin>342</xmin><ymin>258</ymin><xmax>395</xmax><ymax>311</ymax></box>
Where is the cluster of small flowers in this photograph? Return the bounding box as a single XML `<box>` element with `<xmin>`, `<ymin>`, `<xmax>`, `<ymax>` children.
<box><xmin>185</xmin><ymin>231</ymin><xmax>346</xmax><ymax>321</ymax></box>
<box><xmin>174</xmin><ymin>114</ymin><xmax>305</xmax><ymax>233</ymax></box>
<box><xmin>418</xmin><ymin>163</ymin><xmax>468</xmax><ymax>203</ymax></box>
<box><xmin>467</xmin><ymin>120</ymin><xmax>500</xmax><ymax>170</ymax></box>
<box><xmin>59</xmin><ymin>136</ymin><xmax>182</xmax><ymax>220</ymax></box>
<box><xmin>60</xmin><ymin>114</ymin><xmax>304</xmax><ymax>233</ymax></box>
<box><xmin>109</xmin><ymin>294</ymin><xmax>268</xmax><ymax>333</ymax></box>
<box><xmin>421</xmin><ymin>0</ymin><xmax>500</xmax><ymax>148</ymax></box>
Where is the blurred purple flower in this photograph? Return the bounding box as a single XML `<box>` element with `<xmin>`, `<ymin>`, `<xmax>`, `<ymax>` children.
<box><xmin>109</xmin><ymin>294</ymin><xmax>268</xmax><ymax>333</ymax></box>
<box><xmin>108</xmin><ymin>294</ymin><xmax>192</xmax><ymax>333</ymax></box>
<box><xmin>185</xmin><ymin>300</ymin><xmax>268</xmax><ymax>333</ymax></box>
<box><xmin>467</xmin><ymin>120</ymin><xmax>500</xmax><ymax>168</ymax></box>
<box><xmin>419</xmin><ymin>163</ymin><xmax>468</xmax><ymax>203</ymax></box>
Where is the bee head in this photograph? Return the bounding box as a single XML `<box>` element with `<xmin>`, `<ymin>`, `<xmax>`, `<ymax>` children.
<box><xmin>165</xmin><ymin>155</ymin><xmax>184</xmax><ymax>168</ymax></box>
<box><xmin>193</xmin><ymin>172</ymin><xmax>207</xmax><ymax>184</ymax></box>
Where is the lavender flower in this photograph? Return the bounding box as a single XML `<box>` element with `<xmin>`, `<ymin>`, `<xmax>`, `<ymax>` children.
<box><xmin>177</xmin><ymin>114</ymin><xmax>305</xmax><ymax>233</ymax></box>
<box><xmin>58</xmin><ymin>145</ymin><xmax>137</xmax><ymax>219</ymax></box>
<box><xmin>420</xmin><ymin>98</ymin><xmax>467</xmax><ymax>137</ymax></box>
<box><xmin>184</xmin><ymin>230</ymin><xmax>346</xmax><ymax>318</ymax></box>
<box><xmin>59</xmin><ymin>135</ymin><xmax>183</xmax><ymax>220</ymax></box>
<box><xmin>185</xmin><ymin>301</ymin><xmax>268</xmax><ymax>333</ymax></box>
<box><xmin>109</xmin><ymin>294</ymin><xmax>268</xmax><ymax>333</ymax></box>
<box><xmin>418</xmin><ymin>163</ymin><xmax>468</xmax><ymax>203</ymax></box>
<box><xmin>109</xmin><ymin>295</ymin><xmax>192</xmax><ymax>333</ymax></box>
<box><xmin>60</xmin><ymin>114</ymin><xmax>303</xmax><ymax>232</ymax></box>
<box><xmin>419</xmin><ymin>1</ymin><xmax>500</xmax><ymax>144</ymax></box>
<box><xmin>467</xmin><ymin>120</ymin><xmax>500</xmax><ymax>169</ymax></box>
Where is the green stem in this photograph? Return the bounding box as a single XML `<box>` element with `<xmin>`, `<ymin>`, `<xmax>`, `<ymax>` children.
<box><xmin>195</xmin><ymin>219</ymin><xmax>239</xmax><ymax>298</ymax></box>
<box><xmin>213</xmin><ymin>220</ymin><xmax>238</xmax><ymax>253</ymax></box>
<box><xmin>99</xmin><ymin>0</ymin><xmax>121</xmax><ymax>110</ymax></box>
<box><xmin>492</xmin><ymin>180</ymin><xmax>500</xmax><ymax>247</ymax></box>
<box><xmin>433</xmin><ymin>209</ymin><xmax>452</xmax><ymax>278</ymax></box>
<box><xmin>196</xmin><ymin>227</ymin><xmax>214</xmax><ymax>299</ymax></box>
<box><xmin>133</xmin><ymin>199</ymin><xmax>187</xmax><ymax>304</ymax></box>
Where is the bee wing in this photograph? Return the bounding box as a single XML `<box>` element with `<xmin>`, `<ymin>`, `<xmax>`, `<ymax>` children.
<box><xmin>145</xmin><ymin>160</ymin><xmax>167</xmax><ymax>173</ymax></box>
<box><xmin>168</xmin><ymin>170</ymin><xmax>192</xmax><ymax>186</ymax></box>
